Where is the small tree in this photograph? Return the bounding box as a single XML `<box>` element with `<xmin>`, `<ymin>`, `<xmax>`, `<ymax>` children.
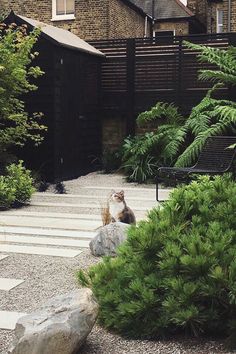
<box><xmin>0</xmin><ymin>22</ymin><xmax>46</xmax><ymax>164</ymax></box>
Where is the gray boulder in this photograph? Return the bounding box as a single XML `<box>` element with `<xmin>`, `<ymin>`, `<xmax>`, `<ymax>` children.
<box><xmin>8</xmin><ymin>289</ymin><xmax>98</xmax><ymax>354</ymax></box>
<box><xmin>90</xmin><ymin>222</ymin><xmax>130</xmax><ymax>257</ymax></box>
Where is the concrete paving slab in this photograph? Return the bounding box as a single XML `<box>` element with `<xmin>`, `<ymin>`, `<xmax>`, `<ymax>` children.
<box><xmin>0</xmin><ymin>278</ymin><xmax>24</xmax><ymax>291</ymax></box>
<box><xmin>0</xmin><ymin>311</ymin><xmax>27</xmax><ymax>330</ymax></box>
<box><xmin>0</xmin><ymin>244</ymin><xmax>83</xmax><ymax>257</ymax></box>
<box><xmin>0</xmin><ymin>235</ymin><xmax>91</xmax><ymax>248</ymax></box>
<box><xmin>0</xmin><ymin>211</ymin><xmax>102</xmax><ymax>221</ymax></box>
<box><xmin>34</xmin><ymin>192</ymin><xmax>157</xmax><ymax>202</ymax></box>
<box><xmin>30</xmin><ymin>201</ymin><xmax>157</xmax><ymax>211</ymax></box>
<box><xmin>0</xmin><ymin>215</ymin><xmax>101</xmax><ymax>231</ymax></box>
<box><xmin>0</xmin><ymin>255</ymin><xmax>8</xmax><ymax>261</ymax></box>
<box><xmin>0</xmin><ymin>226</ymin><xmax>96</xmax><ymax>239</ymax></box>
<box><xmin>83</xmin><ymin>186</ymin><xmax>158</xmax><ymax>192</ymax></box>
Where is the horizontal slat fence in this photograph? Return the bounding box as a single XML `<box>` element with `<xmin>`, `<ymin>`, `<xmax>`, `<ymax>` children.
<box><xmin>89</xmin><ymin>33</ymin><xmax>236</xmax><ymax>134</ymax></box>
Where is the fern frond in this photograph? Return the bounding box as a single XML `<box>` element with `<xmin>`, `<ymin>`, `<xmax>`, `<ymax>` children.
<box><xmin>137</xmin><ymin>102</ymin><xmax>184</xmax><ymax>127</ymax></box>
<box><xmin>175</xmin><ymin>122</ymin><xmax>230</xmax><ymax>168</ymax></box>
<box><xmin>184</xmin><ymin>42</ymin><xmax>236</xmax><ymax>79</ymax></box>
<box><xmin>161</xmin><ymin>127</ymin><xmax>187</xmax><ymax>164</ymax></box>
<box><xmin>214</xmin><ymin>104</ymin><xmax>236</xmax><ymax>123</ymax></box>
<box><xmin>198</xmin><ymin>70</ymin><xmax>236</xmax><ymax>85</ymax></box>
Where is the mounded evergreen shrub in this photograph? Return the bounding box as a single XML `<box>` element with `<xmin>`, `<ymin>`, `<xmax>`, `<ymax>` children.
<box><xmin>0</xmin><ymin>161</ymin><xmax>35</xmax><ymax>208</ymax></box>
<box><xmin>78</xmin><ymin>175</ymin><xmax>236</xmax><ymax>344</ymax></box>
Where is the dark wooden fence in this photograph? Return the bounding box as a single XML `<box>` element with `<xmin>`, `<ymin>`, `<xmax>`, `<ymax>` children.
<box><xmin>89</xmin><ymin>33</ymin><xmax>236</xmax><ymax>135</ymax></box>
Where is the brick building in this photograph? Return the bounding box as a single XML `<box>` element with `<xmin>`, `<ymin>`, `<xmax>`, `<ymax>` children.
<box><xmin>129</xmin><ymin>0</ymin><xmax>205</xmax><ymax>35</ymax></box>
<box><xmin>188</xmin><ymin>0</ymin><xmax>236</xmax><ymax>34</ymax></box>
<box><xmin>1</xmin><ymin>0</ymin><xmax>152</xmax><ymax>40</ymax></box>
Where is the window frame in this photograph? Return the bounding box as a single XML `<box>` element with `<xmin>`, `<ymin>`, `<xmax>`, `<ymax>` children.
<box><xmin>52</xmin><ymin>0</ymin><xmax>75</xmax><ymax>21</ymax></box>
<box><xmin>216</xmin><ymin>9</ymin><xmax>224</xmax><ymax>33</ymax></box>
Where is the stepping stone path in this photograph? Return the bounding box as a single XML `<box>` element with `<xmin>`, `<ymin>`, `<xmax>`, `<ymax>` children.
<box><xmin>0</xmin><ymin>185</ymin><xmax>170</xmax><ymax>332</ymax></box>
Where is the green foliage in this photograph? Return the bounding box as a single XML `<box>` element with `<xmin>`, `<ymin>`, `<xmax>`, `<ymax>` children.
<box><xmin>121</xmin><ymin>103</ymin><xmax>186</xmax><ymax>182</ymax></box>
<box><xmin>122</xmin><ymin>42</ymin><xmax>236</xmax><ymax>179</ymax></box>
<box><xmin>0</xmin><ymin>22</ymin><xmax>47</xmax><ymax>160</ymax></box>
<box><xmin>78</xmin><ymin>175</ymin><xmax>236</xmax><ymax>345</ymax></box>
<box><xmin>102</xmin><ymin>149</ymin><xmax>122</xmax><ymax>173</ymax></box>
<box><xmin>6</xmin><ymin>160</ymin><xmax>35</xmax><ymax>203</ymax></box>
<box><xmin>0</xmin><ymin>161</ymin><xmax>35</xmax><ymax>208</ymax></box>
<box><xmin>184</xmin><ymin>41</ymin><xmax>236</xmax><ymax>86</ymax></box>
<box><xmin>0</xmin><ymin>175</ymin><xmax>16</xmax><ymax>209</ymax></box>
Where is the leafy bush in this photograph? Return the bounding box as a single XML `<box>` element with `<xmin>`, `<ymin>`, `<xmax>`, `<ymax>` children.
<box><xmin>0</xmin><ymin>161</ymin><xmax>35</xmax><ymax>208</ymax></box>
<box><xmin>122</xmin><ymin>133</ymin><xmax>159</xmax><ymax>183</ymax></box>
<box><xmin>0</xmin><ymin>22</ymin><xmax>46</xmax><ymax>163</ymax></box>
<box><xmin>0</xmin><ymin>175</ymin><xmax>16</xmax><ymax>209</ymax></box>
<box><xmin>6</xmin><ymin>161</ymin><xmax>35</xmax><ymax>204</ymax></box>
<box><xmin>78</xmin><ymin>175</ymin><xmax>236</xmax><ymax>345</ymax></box>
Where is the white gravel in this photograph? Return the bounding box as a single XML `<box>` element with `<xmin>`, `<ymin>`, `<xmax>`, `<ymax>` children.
<box><xmin>0</xmin><ymin>172</ymin><xmax>234</xmax><ymax>353</ymax></box>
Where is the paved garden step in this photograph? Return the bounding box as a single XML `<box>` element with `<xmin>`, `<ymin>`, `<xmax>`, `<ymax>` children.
<box><xmin>0</xmin><ymin>245</ymin><xmax>83</xmax><ymax>257</ymax></box>
<box><xmin>0</xmin><ymin>311</ymin><xmax>27</xmax><ymax>330</ymax></box>
<box><xmin>0</xmin><ymin>235</ymin><xmax>90</xmax><ymax>248</ymax></box>
<box><xmin>29</xmin><ymin>201</ymin><xmax>157</xmax><ymax>211</ymax></box>
<box><xmin>0</xmin><ymin>215</ymin><xmax>101</xmax><ymax>231</ymax></box>
<box><xmin>0</xmin><ymin>226</ymin><xmax>96</xmax><ymax>239</ymax></box>
<box><xmin>0</xmin><ymin>278</ymin><xmax>24</xmax><ymax>291</ymax></box>
<box><xmin>0</xmin><ymin>211</ymin><xmax>102</xmax><ymax>221</ymax></box>
<box><xmin>34</xmin><ymin>192</ymin><xmax>158</xmax><ymax>202</ymax></box>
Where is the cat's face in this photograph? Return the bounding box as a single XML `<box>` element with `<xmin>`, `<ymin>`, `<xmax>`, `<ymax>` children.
<box><xmin>110</xmin><ymin>190</ymin><xmax>124</xmax><ymax>203</ymax></box>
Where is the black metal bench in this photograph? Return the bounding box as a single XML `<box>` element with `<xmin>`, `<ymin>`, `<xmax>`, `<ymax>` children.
<box><xmin>156</xmin><ymin>136</ymin><xmax>236</xmax><ymax>201</ymax></box>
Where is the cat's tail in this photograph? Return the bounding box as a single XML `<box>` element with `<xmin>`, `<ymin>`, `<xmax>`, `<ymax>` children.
<box><xmin>100</xmin><ymin>201</ymin><xmax>111</xmax><ymax>226</ymax></box>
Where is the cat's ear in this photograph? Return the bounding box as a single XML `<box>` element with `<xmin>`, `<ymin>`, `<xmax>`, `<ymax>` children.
<box><xmin>110</xmin><ymin>189</ymin><xmax>115</xmax><ymax>195</ymax></box>
<box><xmin>120</xmin><ymin>190</ymin><xmax>124</xmax><ymax>196</ymax></box>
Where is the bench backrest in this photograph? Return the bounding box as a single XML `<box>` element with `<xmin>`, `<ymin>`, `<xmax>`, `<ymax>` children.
<box><xmin>195</xmin><ymin>136</ymin><xmax>236</xmax><ymax>171</ymax></box>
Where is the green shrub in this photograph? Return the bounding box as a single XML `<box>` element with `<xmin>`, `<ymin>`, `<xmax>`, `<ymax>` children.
<box><xmin>78</xmin><ymin>175</ymin><xmax>236</xmax><ymax>345</ymax></box>
<box><xmin>0</xmin><ymin>175</ymin><xmax>16</xmax><ymax>209</ymax></box>
<box><xmin>6</xmin><ymin>161</ymin><xmax>35</xmax><ymax>204</ymax></box>
<box><xmin>0</xmin><ymin>161</ymin><xmax>35</xmax><ymax>208</ymax></box>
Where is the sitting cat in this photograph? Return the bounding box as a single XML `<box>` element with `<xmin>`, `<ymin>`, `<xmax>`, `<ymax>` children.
<box><xmin>109</xmin><ymin>190</ymin><xmax>136</xmax><ymax>225</ymax></box>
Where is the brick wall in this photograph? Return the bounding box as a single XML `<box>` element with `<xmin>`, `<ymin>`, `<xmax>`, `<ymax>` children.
<box><xmin>188</xmin><ymin>0</ymin><xmax>236</xmax><ymax>33</ymax></box>
<box><xmin>108</xmin><ymin>0</ymin><xmax>149</xmax><ymax>39</ymax></box>
<box><xmin>206</xmin><ymin>0</ymin><xmax>236</xmax><ymax>33</ymax></box>
<box><xmin>153</xmin><ymin>20</ymin><xmax>189</xmax><ymax>35</ymax></box>
<box><xmin>1</xmin><ymin>0</ymin><xmax>148</xmax><ymax>40</ymax></box>
<box><xmin>187</xmin><ymin>0</ymin><xmax>208</xmax><ymax>26</ymax></box>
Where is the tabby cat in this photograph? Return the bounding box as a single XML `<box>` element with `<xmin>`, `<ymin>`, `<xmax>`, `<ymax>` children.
<box><xmin>109</xmin><ymin>190</ymin><xmax>136</xmax><ymax>225</ymax></box>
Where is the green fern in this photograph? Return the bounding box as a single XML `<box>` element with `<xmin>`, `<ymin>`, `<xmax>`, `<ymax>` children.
<box><xmin>137</xmin><ymin>102</ymin><xmax>184</xmax><ymax>127</ymax></box>
<box><xmin>184</xmin><ymin>41</ymin><xmax>236</xmax><ymax>86</ymax></box>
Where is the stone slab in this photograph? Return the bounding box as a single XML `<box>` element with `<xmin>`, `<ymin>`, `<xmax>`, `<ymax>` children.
<box><xmin>0</xmin><ymin>215</ymin><xmax>101</xmax><ymax>231</ymax></box>
<box><xmin>0</xmin><ymin>226</ymin><xmax>96</xmax><ymax>239</ymax></box>
<box><xmin>83</xmin><ymin>186</ymin><xmax>158</xmax><ymax>192</ymax></box>
<box><xmin>30</xmin><ymin>202</ymin><xmax>156</xmax><ymax>211</ymax></box>
<box><xmin>0</xmin><ymin>211</ymin><xmax>102</xmax><ymax>221</ymax></box>
<box><xmin>0</xmin><ymin>278</ymin><xmax>24</xmax><ymax>291</ymax></box>
<box><xmin>0</xmin><ymin>255</ymin><xmax>9</xmax><ymax>261</ymax></box>
<box><xmin>0</xmin><ymin>311</ymin><xmax>27</xmax><ymax>330</ymax></box>
<box><xmin>0</xmin><ymin>235</ymin><xmax>91</xmax><ymax>248</ymax></box>
<box><xmin>0</xmin><ymin>245</ymin><xmax>82</xmax><ymax>258</ymax></box>
<box><xmin>34</xmin><ymin>193</ymin><xmax>157</xmax><ymax>202</ymax></box>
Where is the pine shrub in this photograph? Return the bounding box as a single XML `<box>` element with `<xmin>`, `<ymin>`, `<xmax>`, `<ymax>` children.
<box><xmin>78</xmin><ymin>175</ymin><xmax>236</xmax><ymax>344</ymax></box>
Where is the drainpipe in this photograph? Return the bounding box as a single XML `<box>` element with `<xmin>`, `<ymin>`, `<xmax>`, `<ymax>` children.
<box><xmin>228</xmin><ymin>0</ymin><xmax>231</xmax><ymax>32</ymax></box>
<box><xmin>152</xmin><ymin>0</ymin><xmax>155</xmax><ymax>35</ymax></box>
<box><xmin>144</xmin><ymin>15</ymin><xmax>148</xmax><ymax>37</ymax></box>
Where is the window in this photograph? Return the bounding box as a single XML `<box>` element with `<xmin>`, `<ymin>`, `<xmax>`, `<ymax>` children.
<box><xmin>216</xmin><ymin>9</ymin><xmax>224</xmax><ymax>33</ymax></box>
<box><xmin>52</xmin><ymin>0</ymin><xmax>75</xmax><ymax>21</ymax></box>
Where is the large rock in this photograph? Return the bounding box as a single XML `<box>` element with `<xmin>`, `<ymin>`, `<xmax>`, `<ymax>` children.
<box><xmin>9</xmin><ymin>289</ymin><xmax>98</xmax><ymax>354</ymax></box>
<box><xmin>90</xmin><ymin>222</ymin><xmax>130</xmax><ymax>257</ymax></box>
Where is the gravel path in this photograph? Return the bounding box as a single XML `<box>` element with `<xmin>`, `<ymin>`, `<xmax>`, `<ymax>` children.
<box><xmin>0</xmin><ymin>172</ymin><xmax>233</xmax><ymax>353</ymax></box>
